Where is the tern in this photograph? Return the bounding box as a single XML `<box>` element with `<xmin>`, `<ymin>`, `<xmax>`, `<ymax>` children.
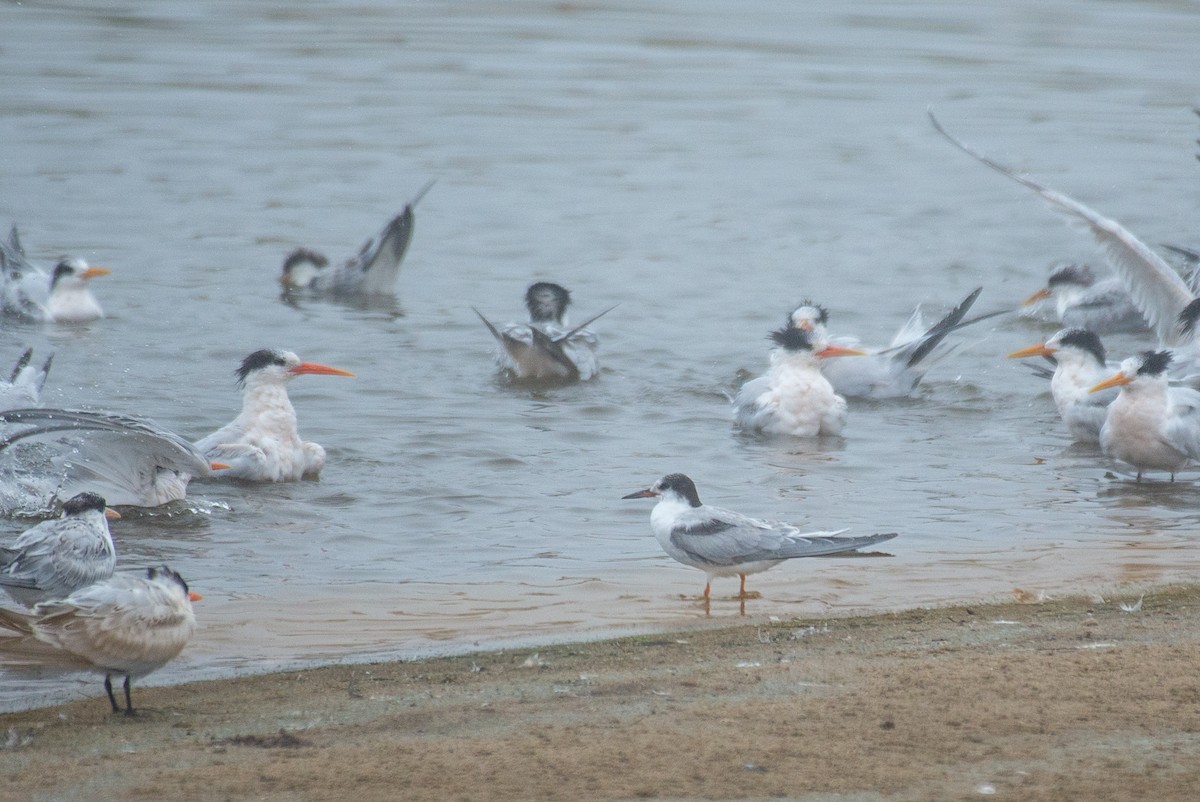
<box><xmin>1008</xmin><ymin>328</ymin><xmax>1116</xmax><ymax>443</ymax></box>
<box><xmin>195</xmin><ymin>349</ymin><xmax>355</xmax><ymax>482</ymax></box>
<box><xmin>0</xmin><ymin>226</ymin><xmax>111</xmax><ymax>323</ymax></box>
<box><xmin>0</xmin><ymin>408</ymin><xmax>220</xmax><ymax>514</ymax></box>
<box><xmin>280</xmin><ymin>180</ymin><xmax>435</xmax><ymax>295</ymax></box>
<box><xmin>0</xmin><ymin>492</ymin><xmax>119</xmax><ymax>607</ymax></box>
<box><xmin>1089</xmin><ymin>350</ymin><xmax>1200</xmax><ymax>481</ymax></box>
<box><xmin>1019</xmin><ymin>262</ymin><xmax>1149</xmax><ymax>334</ymax></box>
<box><xmin>473</xmin><ymin>282</ymin><xmax>614</xmax><ymax>381</ymax></box>
<box><xmin>0</xmin><ymin>565</ymin><xmax>200</xmax><ymax>715</ymax></box>
<box><xmin>790</xmin><ymin>287</ymin><xmax>1000</xmax><ymax>399</ymax></box>
<box><xmin>622</xmin><ymin>473</ymin><xmax>897</xmax><ymax>603</ymax></box>
<box><xmin>930</xmin><ymin>111</ymin><xmax>1200</xmax><ymax>373</ymax></box>
<box><xmin>0</xmin><ymin>348</ymin><xmax>53</xmax><ymax>411</ymax></box>
<box><xmin>733</xmin><ymin>320</ymin><xmax>863</xmax><ymax>437</ymax></box>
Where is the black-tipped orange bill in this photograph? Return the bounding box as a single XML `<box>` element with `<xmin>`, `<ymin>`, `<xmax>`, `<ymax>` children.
<box><xmin>1090</xmin><ymin>372</ymin><xmax>1132</xmax><ymax>393</ymax></box>
<box><xmin>622</xmin><ymin>488</ymin><xmax>658</xmax><ymax>499</ymax></box>
<box><xmin>291</xmin><ymin>362</ymin><xmax>355</xmax><ymax>378</ymax></box>
<box><xmin>817</xmin><ymin>345</ymin><xmax>867</xmax><ymax>359</ymax></box>
<box><xmin>104</xmin><ymin>508</ymin><xmax>122</xmax><ymax>521</ymax></box>
<box><xmin>1022</xmin><ymin>287</ymin><xmax>1051</xmax><ymax>306</ymax></box>
<box><xmin>1007</xmin><ymin>343</ymin><xmax>1054</xmax><ymax>359</ymax></box>
<box><xmin>81</xmin><ymin>266</ymin><xmax>111</xmax><ymax>280</ymax></box>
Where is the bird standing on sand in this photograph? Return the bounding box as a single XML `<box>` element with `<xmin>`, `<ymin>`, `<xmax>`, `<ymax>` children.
<box><xmin>0</xmin><ymin>565</ymin><xmax>200</xmax><ymax>715</ymax></box>
<box><xmin>622</xmin><ymin>473</ymin><xmax>897</xmax><ymax>604</ymax></box>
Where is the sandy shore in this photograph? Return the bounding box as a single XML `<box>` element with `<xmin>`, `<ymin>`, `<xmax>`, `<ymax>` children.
<box><xmin>2</xmin><ymin>586</ymin><xmax>1200</xmax><ymax>801</ymax></box>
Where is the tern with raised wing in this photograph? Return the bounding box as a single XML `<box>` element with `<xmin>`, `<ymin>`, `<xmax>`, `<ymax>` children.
<box><xmin>930</xmin><ymin>111</ymin><xmax>1200</xmax><ymax>373</ymax></box>
<box><xmin>0</xmin><ymin>492</ymin><xmax>119</xmax><ymax>607</ymax></box>
<box><xmin>622</xmin><ymin>473</ymin><xmax>896</xmax><ymax>603</ymax></box>
<box><xmin>474</xmin><ymin>282</ymin><xmax>613</xmax><ymax>381</ymax></box>
<box><xmin>194</xmin><ymin>349</ymin><xmax>355</xmax><ymax>482</ymax></box>
<box><xmin>0</xmin><ymin>226</ymin><xmax>111</xmax><ymax>323</ymax></box>
<box><xmin>280</xmin><ymin>180</ymin><xmax>434</xmax><ymax>295</ymax></box>
<box><xmin>0</xmin><ymin>408</ymin><xmax>220</xmax><ymax>515</ymax></box>
<box><xmin>790</xmin><ymin>287</ymin><xmax>999</xmax><ymax>399</ymax></box>
<box><xmin>0</xmin><ymin>565</ymin><xmax>199</xmax><ymax>715</ymax></box>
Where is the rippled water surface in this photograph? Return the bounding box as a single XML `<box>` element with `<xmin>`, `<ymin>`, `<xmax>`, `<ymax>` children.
<box><xmin>1</xmin><ymin>0</ymin><xmax>1198</xmax><ymax>709</ymax></box>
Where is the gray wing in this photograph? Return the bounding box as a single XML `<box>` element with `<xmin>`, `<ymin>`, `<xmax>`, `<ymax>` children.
<box><xmin>1164</xmin><ymin>388</ymin><xmax>1200</xmax><ymax>459</ymax></box>
<box><xmin>473</xmin><ymin>310</ymin><xmax>579</xmax><ymax>380</ymax></box>
<box><xmin>930</xmin><ymin>111</ymin><xmax>1194</xmax><ymax>346</ymax></box>
<box><xmin>671</xmin><ymin>510</ymin><xmax>895</xmax><ymax>566</ymax></box>
<box><xmin>337</xmin><ymin>180</ymin><xmax>435</xmax><ymax>294</ymax></box>
<box><xmin>0</xmin><ymin>517</ymin><xmax>114</xmax><ymax>599</ymax></box>
<box><xmin>732</xmin><ymin>376</ymin><xmax>773</xmax><ymax>430</ymax></box>
<box><xmin>0</xmin><ymin>408</ymin><xmax>212</xmax><ymax>509</ymax></box>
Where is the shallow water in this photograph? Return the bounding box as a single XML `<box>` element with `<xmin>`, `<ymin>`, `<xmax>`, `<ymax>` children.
<box><xmin>0</xmin><ymin>0</ymin><xmax>1198</xmax><ymax>710</ymax></box>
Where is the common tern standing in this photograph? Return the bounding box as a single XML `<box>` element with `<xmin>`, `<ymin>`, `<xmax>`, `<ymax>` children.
<box><xmin>733</xmin><ymin>321</ymin><xmax>863</xmax><ymax>437</ymax></box>
<box><xmin>474</xmin><ymin>282</ymin><xmax>614</xmax><ymax>381</ymax></box>
<box><xmin>1008</xmin><ymin>328</ymin><xmax>1116</xmax><ymax>444</ymax></box>
<box><xmin>194</xmin><ymin>349</ymin><xmax>355</xmax><ymax>482</ymax></box>
<box><xmin>0</xmin><ymin>226</ymin><xmax>111</xmax><ymax>323</ymax></box>
<box><xmin>1089</xmin><ymin>350</ymin><xmax>1200</xmax><ymax>481</ymax></box>
<box><xmin>622</xmin><ymin>473</ymin><xmax>896</xmax><ymax>606</ymax></box>
<box><xmin>0</xmin><ymin>492</ymin><xmax>119</xmax><ymax>607</ymax></box>
<box><xmin>0</xmin><ymin>565</ymin><xmax>200</xmax><ymax>715</ymax></box>
<box><xmin>790</xmin><ymin>287</ymin><xmax>997</xmax><ymax>399</ymax></box>
<box><xmin>280</xmin><ymin>180</ymin><xmax>435</xmax><ymax>296</ymax></box>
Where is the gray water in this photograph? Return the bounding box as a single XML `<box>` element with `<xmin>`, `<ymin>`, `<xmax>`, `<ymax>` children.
<box><xmin>1</xmin><ymin>0</ymin><xmax>1198</xmax><ymax>711</ymax></box>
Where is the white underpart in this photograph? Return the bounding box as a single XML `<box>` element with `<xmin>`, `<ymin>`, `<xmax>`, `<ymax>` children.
<box><xmin>1099</xmin><ymin>361</ymin><xmax>1200</xmax><ymax>477</ymax></box>
<box><xmin>195</xmin><ymin>365</ymin><xmax>324</xmax><ymax>482</ymax></box>
<box><xmin>734</xmin><ymin>347</ymin><xmax>847</xmax><ymax>437</ymax></box>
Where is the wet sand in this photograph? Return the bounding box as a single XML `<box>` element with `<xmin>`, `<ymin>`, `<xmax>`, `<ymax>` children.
<box><xmin>3</xmin><ymin>586</ymin><xmax>1200</xmax><ymax>801</ymax></box>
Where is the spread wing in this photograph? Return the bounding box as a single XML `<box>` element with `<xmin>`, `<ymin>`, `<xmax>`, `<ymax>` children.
<box><xmin>930</xmin><ymin>110</ymin><xmax>1194</xmax><ymax>346</ymax></box>
<box><xmin>0</xmin><ymin>408</ymin><xmax>212</xmax><ymax>510</ymax></box>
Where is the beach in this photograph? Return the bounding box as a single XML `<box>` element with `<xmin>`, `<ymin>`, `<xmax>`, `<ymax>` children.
<box><xmin>3</xmin><ymin>585</ymin><xmax>1199</xmax><ymax>801</ymax></box>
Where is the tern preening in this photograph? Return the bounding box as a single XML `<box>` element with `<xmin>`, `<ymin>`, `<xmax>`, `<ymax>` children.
<box><xmin>1008</xmin><ymin>328</ymin><xmax>1117</xmax><ymax>444</ymax></box>
<box><xmin>1018</xmin><ymin>262</ymin><xmax>1150</xmax><ymax>334</ymax></box>
<box><xmin>0</xmin><ymin>408</ymin><xmax>219</xmax><ymax>515</ymax></box>
<box><xmin>790</xmin><ymin>287</ymin><xmax>1000</xmax><ymax>399</ymax></box>
<box><xmin>280</xmin><ymin>180</ymin><xmax>435</xmax><ymax>296</ymax></box>
<box><xmin>0</xmin><ymin>492</ymin><xmax>119</xmax><ymax>607</ymax></box>
<box><xmin>0</xmin><ymin>348</ymin><xmax>52</xmax><ymax>411</ymax></box>
<box><xmin>0</xmin><ymin>565</ymin><xmax>199</xmax><ymax>715</ymax></box>
<box><xmin>1089</xmin><ymin>350</ymin><xmax>1200</xmax><ymax>481</ymax></box>
<box><xmin>733</xmin><ymin>320</ymin><xmax>863</xmax><ymax>437</ymax></box>
<box><xmin>0</xmin><ymin>226</ymin><xmax>111</xmax><ymax>323</ymax></box>
<box><xmin>195</xmin><ymin>349</ymin><xmax>355</xmax><ymax>482</ymax></box>
<box><xmin>474</xmin><ymin>282</ymin><xmax>614</xmax><ymax>382</ymax></box>
<box><xmin>930</xmin><ymin>111</ymin><xmax>1200</xmax><ymax>374</ymax></box>
<box><xmin>622</xmin><ymin>473</ymin><xmax>897</xmax><ymax>605</ymax></box>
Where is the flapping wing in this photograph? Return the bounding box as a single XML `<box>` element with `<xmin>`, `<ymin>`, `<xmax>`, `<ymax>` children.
<box><xmin>346</xmin><ymin>180</ymin><xmax>435</xmax><ymax>294</ymax></box>
<box><xmin>930</xmin><ymin>110</ymin><xmax>1194</xmax><ymax>346</ymax></box>
<box><xmin>0</xmin><ymin>408</ymin><xmax>211</xmax><ymax>509</ymax></box>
